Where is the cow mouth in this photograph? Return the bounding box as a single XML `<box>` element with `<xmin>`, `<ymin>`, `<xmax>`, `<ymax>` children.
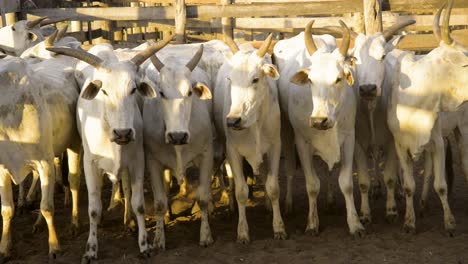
<box><xmin>111</xmin><ymin>137</ymin><xmax>132</xmax><ymax>145</ymax></box>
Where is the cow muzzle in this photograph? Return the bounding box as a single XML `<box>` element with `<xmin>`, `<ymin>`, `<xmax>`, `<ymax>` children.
<box><xmin>167</xmin><ymin>131</ymin><xmax>189</xmax><ymax>145</ymax></box>
<box><xmin>226</xmin><ymin>116</ymin><xmax>243</xmax><ymax>130</ymax></box>
<box><xmin>309</xmin><ymin>117</ymin><xmax>333</xmax><ymax>130</ymax></box>
<box><xmin>111</xmin><ymin>128</ymin><xmax>134</xmax><ymax>145</ymax></box>
<box><xmin>359</xmin><ymin>84</ymin><xmax>378</xmax><ymax>100</ymax></box>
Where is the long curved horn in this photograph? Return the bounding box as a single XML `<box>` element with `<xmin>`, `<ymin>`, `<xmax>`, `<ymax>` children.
<box><xmin>56</xmin><ymin>25</ymin><xmax>69</xmax><ymax>41</ymax></box>
<box><xmin>304</xmin><ymin>20</ymin><xmax>318</xmax><ymax>56</ymax></box>
<box><xmin>256</xmin><ymin>33</ymin><xmax>273</xmax><ymax>57</ymax></box>
<box><xmin>433</xmin><ymin>2</ymin><xmax>446</xmax><ymax>42</ymax></box>
<box><xmin>223</xmin><ymin>34</ymin><xmax>239</xmax><ymax>55</ymax></box>
<box><xmin>338</xmin><ymin>20</ymin><xmax>350</xmax><ymax>57</ymax></box>
<box><xmin>45</xmin><ymin>30</ymin><xmax>58</xmax><ymax>48</ymax></box>
<box><xmin>442</xmin><ymin>0</ymin><xmax>454</xmax><ymax>45</ymax></box>
<box><xmin>131</xmin><ymin>33</ymin><xmax>174</xmax><ymax>67</ymax></box>
<box><xmin>46</xmin><ymin>47</ymin><xmax>103</xmax><ymax>69</ymax></box>
<box><xmin>26</xmin><ymin>17</ymin><xmax>48</xmax><ymax>29</ymax></box>
<box><xmin>186</xmin><ymin>44</ymin><xmax>204</xmax><ymax>71</ymax></box>
<box><xmin>40</xmin><ymin>17</ymin><xmax>69</xmax><ymax>27</ymax></box>
<box><xmin>382</xmin><ymin>19</ymin><xmax>416</xmax><ymax>42</ymax></box>
<box><xmin>150</xmin><ymin>55</ymin><xmax>165</xmax><ymax>72</ymax></box>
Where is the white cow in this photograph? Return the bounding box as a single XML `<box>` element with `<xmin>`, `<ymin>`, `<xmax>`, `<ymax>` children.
<box><xmin>385</xmin><ymin>0</ymin><xmax>467</xmax><ymax>235</ymax></box>
<box><xmin>214</xmin><ymin>34</ymin><xmax>286</xmax><ymax>243</ymax></box>
<box><xmin>143</xmin><ymin>45</ymin><xmax>215</xmax><ymax>248</ymax></box>
<box><xmin>47</xmin><ymin>34</ymin><xmax>173</xmax><ymax>261</ymax></box>
<box><xmin>0</xmin><ymin>17</ymin><xmax>46</xmax><ymax>56</ymax></box>
<box><xmin>0</xmin><ymin>58</ymin><xmax>60</xmax><ymax>261</ymax></box>
<box><xmin>277</xmin><ymin>20</ymin><xmax>364</xmax><ymax>237</ymax></box>
<box><xmin>351</xmin><ymin>20</ymin><xmax>415</xmax><ymax>224</ymax></box>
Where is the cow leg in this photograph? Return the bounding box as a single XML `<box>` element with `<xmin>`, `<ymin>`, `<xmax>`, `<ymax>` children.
<box><xmin>339</xmin><ymin>136</ymin><xmax>365</xmax><ymax>237</ymax></box>
<box><xmin>121</xmin><ymin>170</ymin><xmax>135</xmax><ymax>232</ymax></box>
<box><xmin>54</xmin><ymin>156</ymin><xmax>70</xmax><ymax>208</ymax></box>
<box><xmin>281</xmin><ymin>118</ymin><xmax>296</xmax><ymax>215</ymax></box>
<box><xmin>224</xmin><ymin>160</ymin><xmax>236</xmax><ymax>213</ymax></box>
<box><xmin>0</xmin><ymin>169</ymin><xmax>14</xmax><ymax>260</ymax></box>
<box><xmin>295</xmin><ymin>135</ymin><xmax>320</xmax><ymax>235</ymax></box>
<box><xmin>198</xmin><ymin>146</ymin><xmax>214</xmax><ymax>247</ymax></box>
<box><xmin>325</xmin><ymin>169</ymin><xmax>336</xmax><ymax>214</ymax></box>
<box><xmin>107</xmin><ymin>182</ymin><xmax>122</xmax><ymax>211</ymax></box>
<box><xmin>82</xmin><ymin>158</ymin><xmax>103</xmax><ymax>262</ymax></box>
<box><xmin>36</xmin><ymin>160</ymin><xmax>60</xmax><ymax>259</ymax></box>
<box><xmin>67</xmin><ymin>146</ymin><xmax>81</xmax><ymax>236</ymax></box>
<box><xmin>383</xmin><ymin>144</ymin><xmax>398</xmax><ymax>223</ymax></box>
<box><xmin>226</xmin><ymin>144</ymin><xmax>249</xmax><ymax>243</ymax></box>
<box><xmin>432</xmin><ymin>135</ymin><xmax>456</xmax><ymax>235</ymax></box>
<box><xmin>354</xmin><ymin>143</ymin><xmax>371</xmax><ymax>225</ymax></box>
<box><xmin>420</xmin><ymin>151</ymin><xmax>433</xmax><ymax>215</ymax></box>
<box><xmin>148</xmin><ymin>158</ymin><xmax>167</xmax><ymax>250</ymax></box>
<box><xmin>394</xmin><ymin>143</ymin><xmax>416</xmax><ymax>234</ymax></box>
<box><xmin>267</xmin><ymin>141</ymin><xmax>287</xmax><ymax>239</ymax></box>
<box><xmin>26</xmin><ymin>171</ymin><xmax>39</xmax><ymax>207</ymax></box>
<box><xmin>128</xmin><ymin>162</ymin><xmax>151</xmax><ymax>257</ymax></box>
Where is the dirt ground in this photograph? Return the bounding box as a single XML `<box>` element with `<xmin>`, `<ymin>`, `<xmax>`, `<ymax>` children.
<box><xmin>6</xmin><ymin>156</ymin><xmax>468</xmax><ymax>264</ymax></box>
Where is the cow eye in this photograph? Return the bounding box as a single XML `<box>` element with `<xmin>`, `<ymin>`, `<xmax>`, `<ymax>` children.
<box><xmin>381</xmin><ymin>54</ymin><xmax>386</xmax><ymax>60</ymax></box>
<box><xmin>252</xmin><ymin>77</ymin><xmax>259</xmax><ymax>84</ymax></box>
<box><xmin>335</xmin><ymin>77</ymin><xmax>342</xmax><ymax>84</ymax></box>
<box><xmin>187</xmin><ymin>90</ymin><xmax>193</xmax><ymax>97</ymax></box>
<box><xmin>101</xmin><ymin>90</ymin><xmax>108</xmax><ymax>96</ymax></box>
<box><xmin>11</xmin><ymin>26</ymin><xmax>16</xmax><ymax>31</ymax></box>
<box><xmin>130</xmin><ymin>88</ymin><xmax>137</xmax><ymax>95</ymax></box>
<box><xmin>160</xmin><ymin>91</ymin><xmax>166</xmax><ymax>98</ymax></box>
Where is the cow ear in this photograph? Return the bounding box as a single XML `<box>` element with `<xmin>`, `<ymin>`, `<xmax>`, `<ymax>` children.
<box><xmin>290</xmin><ymin>69</ymin><xmax>310</xmax><ymax>86</ymax></box>
<box><xmin>81</xmin><ymin>80</ymin><xmax>102</xmax><ymax>100</ymax></box>
<box><xmin>344</xmin><ymin>68</ymin><xmax>354</xmax><ymax>87</ymax></box>
<box><xmin>138</xmin><ymin>82</ymin><xmax>157</xmax><ymax>98</ymax></box>
<box><xmin>262</xmin><ymin>64</ymin><xmax>279</xmax><ymax>80</ymax></box>
<box><xmin>193</xmin><ymin>82</ymin><xmax>212</xmax><ymax>100</ymax></box>
<box><xmin>345</xmin><ymin>56</ymin><xmax>357</xmax><ymax>68</ymax></box>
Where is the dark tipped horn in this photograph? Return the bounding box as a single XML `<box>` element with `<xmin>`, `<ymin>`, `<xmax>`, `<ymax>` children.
<box><xmin>26</xmin><ymin>17</ymin><xmax>48</xmax><ymax>29</ymax></box>
<box><xmin>45</xmin><ymin>30</ymin><xmax>58</xmax><ymax>48</ymax></box>
<box><xmin>442</xmin><ymin>0</ymin><xmax>454</xmax><ymax>45</ymax></box>
<box><xmin>256</xmin><ymin>33</ymin><xmax>273</xmax><ymax>57</ymax></box>
<box><xmin>338</xmin><ymin>20</ymin><xmax>350</xmax><ymax>57</ymax></box>
<box><xmin>223</xmin><ymin>34</ymin><xmax>239</xmax><ymax>54</ymax></box>
<box><xmin>46</xmin><ymin>47</ymin><xmax>104</xmax><ymax>69</ymax></box>
<box><xmin>150</xmin><ymin>55</ymin><xmax>165</xmax><ymax>72</ymax></box>
<box><xmin>56</xmin><ymin>25</ymin><xmax>69</xmax><ymax>41</ymax></box>
<box><xmin>131</xmin><ymin>33</ymin><xmax>175</xmax><ymax>67</ymax></box>
<box><xmin>304</xmin><ymin>20</ymin><xmax>318</xmax><ymax>56</ymax></box>
<box><xmin>382</xmin><ymin>19</ymin><xmax>416</xmax><ymax>42</ymax></box>
<box><xmin>40</xmin><ymin>17</ymin><xmax>70</xmax><ymax>27</ymax></box>
<box><xmin>186</xmin><ymin>44</ymin><xmax>204</xmax><ymax>71</ymax></box>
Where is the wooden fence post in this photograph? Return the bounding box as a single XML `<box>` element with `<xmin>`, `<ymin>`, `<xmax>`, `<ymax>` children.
<box><xmin>221</xmin><ymin>0</ymin><xmax>233</xmax><ymax>39</ymax></box>
<box><xmin>145</xmin><ymin>2</ymin><xmax>157</xmax><ymax>41</ymax></box>
<box><xmin>174</xmin><ymin>0</ymin><xmax>186</xmax><ymax>44</ymax></box>
<box><xmin>93</xmin><ymin>2</ymin><xmax>112</xmax><ymax>44</ymax></box>
<box><xmin>363</xmin><ymin>0</ymin><xmax>382</xmax><ymax>34</ymax></box>
<box><xmin>5</xmin><ymin>13</ymin><xmax>16</xmax><ymax>26</ymax></box>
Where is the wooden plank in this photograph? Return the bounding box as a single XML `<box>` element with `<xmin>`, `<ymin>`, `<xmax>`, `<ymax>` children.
<box><xmin>65</xmin><ymin>29</ymin><xmax>102</xmax><ymax>42</ymax></box>
<box><xmin>109</xmin><ymin>0</ymin><xmax>220</xmax><ymax>4</ymax></box>
<box><xmin>363</xmin><ymin>0</ymin><xmax>382</xmax><ymax>34</ymax></box>
<box><xmin>221</xmin><ymin>0</ymin><xmax>233</xmax><ymax>39</ymax></box>
<box><xmin>175</xmin><ymin>0</ymin><xmax>187</xmax><ymax>43</ymax></box>
<box><xmin>235</xmin><ymin>17</ymin><xmax>356</xmax><ymax>30</ymax></box>
<box><xmin>0</xmin><ymin>0</ymin><xmax>21</xmax><ymax>13</ymax></box>
<box><xmin>384</xmin><ymin>0</ymin><xmax>468</xmax><ymax>12</ymax></box>
<box><xmin>382</xmin><ymin>11</ymin><xmax>468</xmax><ymax>32</ymax></box>
<box><xmin>396</xmin><ymin>29</ymin><xmax>468</xmax><ymax>51</ymax></box>
<box><xmin>26</xmin><ymin>1</ymin><xmax>362</xmax><ymax>21</ymax></box>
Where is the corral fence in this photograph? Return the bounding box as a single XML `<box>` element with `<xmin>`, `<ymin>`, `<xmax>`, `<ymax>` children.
<box><xmin>1</xmin><ymin>0</ymin><xmax>468</xmax><ymax>52</ymax></box>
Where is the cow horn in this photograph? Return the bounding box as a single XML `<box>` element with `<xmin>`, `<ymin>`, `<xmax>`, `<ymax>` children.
<box><xmin>0</xmin><ymin>44</ymin><xmax>16</xmax><ymax>55</ymax></box>
<box><xmin>40</xmin><ymin>17</ymin><xmax>69</xmax><ymax>27</ymax></box>
<box><xmin>433</xmin><ymin>2</ymin><xmax>446</xmax><ymax>42</ymax></box>
<box><xmin>150</xmin><ymin>55</ymin><xmax>165</xmax><ymax>72</ymax></box>
<box><xmin>339</xmin><ymin>20</ymin><xmax>351</xmax><ymax>57</ymax></box>
<box><xmin>131</xmin><ymin>33</ymin><xmax>175</xmax><ymax>67</ymax></box>
<box><xmin>46</xmin><ymin>47</ymin><xmax>104</xmax><ymax>69</ymax></box>
<box><xmin>223</xmin><ymin>34</ymin><xmax>239</xmax><ymax>55</ymax></box>
<box><xmin>26</xmin><ymin>17</ymin><xmax>48</xmax><ymax>29</ymax></box>
<box><xmin>382</xmin><ymin>19</ymin><xmax>416</xmax><ymax>42</ymax></box>
<box><xmin>186</xmin><ymin>44</ymin><xmax>204</xmax><ymax>71</ymax></box>
<box><xmin>45</xmin><ymin>30</ymin><xmax>58</xmax><ymax>48</ymax></box>
<box><xmin>304</xmin><ymin>20</ymin><xmax>318</xmax><ymax>56</ymax></box>
<box><xmin>56</xmin><ymin>25</ymin><xmax>69</xmax><ymax>41</ymax></box>
<box><xmin>442</xmin><ymin>0</ymin><xmax>454</xmax><ymax>45</ymax></box>
<box><xmin>256</xmin><ymin>33</ymin><xmax>273</xmax><ymax>57</ymax></box>
<box><xmin>0</xmin><ymin>53</ymin><xmax>6</xmax><ymax>59</ymax></box>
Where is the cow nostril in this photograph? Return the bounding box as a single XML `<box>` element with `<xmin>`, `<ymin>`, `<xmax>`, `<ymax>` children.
<box><xmin>227</xmin><ymin>117</ymin><xmax>242</xmax><ymax>128</ymax></box>
<box><xmin>369</xmin><ymin>85</ymin><xmax>377</xmax><ymax>92</ymax></box>
<box><xmin>321</xmin><ymin>118</ymin><xmax>329</xmax><ymax>127</ymax></box>
<box><xmin>168</xmin><ymin>132</ymin><xmax>189</xmax><ymax>145</ymax></box>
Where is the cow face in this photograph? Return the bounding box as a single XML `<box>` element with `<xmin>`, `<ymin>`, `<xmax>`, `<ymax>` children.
<box><xmin>291</xmin><ymin>50</ymin><xmax>354</xmax><ymax>130</ymax></box>
<box><xmin>156</xmin><ymin>64</ymin><xmax>211</xmax><ymax>145</ymax></box>
<box><xmin>0</xmin><ymin>19</ymin><xmax>45</xmax><ymax>56</ymax></box>
<box><xmin>225</xmin><ymin>50</ymin><xmax>279</xmax><ymax>130</ymax></box>
<box><xmin>353</xmin><ymin>34</ymin><xmax>386</xmax><ymax>100</ymax></box>
<box><xmin>82</xmin><ymin>62</ymin><xmax>156</xmax><ymax>145</ymax></box>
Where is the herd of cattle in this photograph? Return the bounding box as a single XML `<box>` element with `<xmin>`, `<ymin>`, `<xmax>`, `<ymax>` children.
<box><xmin>0</xmin><ymin>0</ymin><xmax>467</xmax><ymax>262</ymax></box>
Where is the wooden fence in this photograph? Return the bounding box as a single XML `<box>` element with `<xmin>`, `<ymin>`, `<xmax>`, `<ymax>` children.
<box><xmin>1</xmin><ymin>0</ymin><xmax>467</xmax><ymax>52</ymax></box>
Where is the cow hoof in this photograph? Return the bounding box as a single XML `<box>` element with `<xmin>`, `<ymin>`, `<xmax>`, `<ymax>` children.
<box><xmin>0</xmin><ymin>253</ymin><xmax>10</xmax><ymax>264</ymax></box>
<box><xmin>124</xmin><ymin>220</ymin><xmax>137</xmax><ymax>233</ymax></box>
<box><xmin>48</xmin><ymin>252</ymin><xmax>57</xmax><ymax>264</ymax></box>
<box><xmin>304</xmin><ymin>227</ymin><xmax>319</xmax><ymax>236</ymax></box>
<box><xmin>402</xmin><ymin>224</ymin><xmax>416</xmax><ymax>234</ymax></box>
<box><xmin>351</xmin><ymin>228</ymin><xmax>365</xmax><ymax>239</ymax></box>
<box><xmin>81</xmin><ymin>254</ymin><xmax>97</xmax><ymax>264</ymax></box>
<box><xmin>236</xmin><ymin>235</ymin><xmax>250</xmax><ymax>245</ymax></box>
<box><xmin>199</xmin><ymin>237</ymin><xmax>214</xmax><ymax>248</ymax></box>
<box><xmin>274</xmin><ymin>231</ymin><xmax>287</xmax><ymax>240</ymax></box>
<box><xmin>385</xmin><ymin>214</ymin><xmax>398</xmax><ymax>224</ymax></box>
<box><xmin>139</xmin><ymin>249</ymin><xmax>152</xmax><ymax>259</ymax></box>
<box><xmin>360</xmin><ymin>215</ymin><xmax>372</xmax><ymax>226</ymax></box>
<box><xmin>153</xmin><ymin>239</ymin><xmax>165</xmax><ymax>251</ymax></box>
<box><xmin>69</xmin><ymin>223</ymin><xmax>81</xmax><ymax>237</ymax></box>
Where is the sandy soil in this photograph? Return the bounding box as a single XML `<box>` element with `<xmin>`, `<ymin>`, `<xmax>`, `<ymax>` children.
<box><xmin>6</xmin><ymin>157</ymin><xmax>468</xmax><ymax>264</ymax></box>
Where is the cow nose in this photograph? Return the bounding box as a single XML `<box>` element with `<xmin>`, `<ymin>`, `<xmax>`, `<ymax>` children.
<box><xmin>112</xmin><ymin>129</ymin><xmax>133</xmax><ymax>145</ymax></box>
<box><xmin>309</xmin><ymin>117</ymin><xmax>332</xmax><ymax>130</ymax></box>
<box><xmin>226</xmin><ymin>117</ymin><xmax>242</xmax><ymax>129</ymax></box>
<box><xmin>168</xmin><ymin>132</ymin><xmax>189</xmax><ymax>145</ymax></box>
<box><xmin>359</xmin><ymin>84</ymin><xmax>377</xmax><ymax>99</ymax></box>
